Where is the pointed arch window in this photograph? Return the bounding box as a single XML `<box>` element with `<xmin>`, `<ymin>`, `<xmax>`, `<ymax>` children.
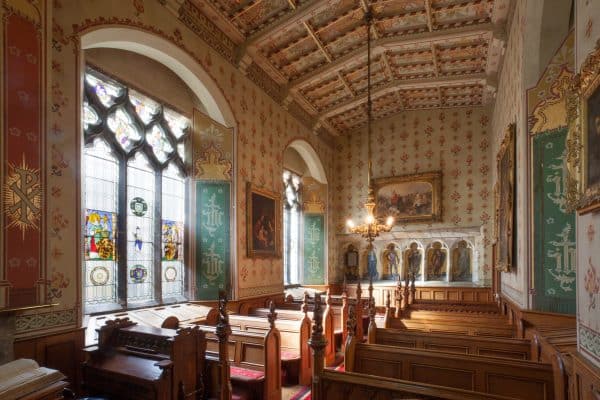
<box><xmin>283</xmin><ymin>170</ymin><xmax>301</xmax><ymax>285</ymax></box>
<box><xmin>82</xmin><ymin>67</ymin><xmax>189</xmax><ymax>313</ymax></box>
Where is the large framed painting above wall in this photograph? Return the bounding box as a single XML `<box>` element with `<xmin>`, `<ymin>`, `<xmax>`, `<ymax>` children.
<box><xmin>247</xmin><ymin>183</ymin><xmax>281</xmax><ymax>258</ymax></box>
<box><xmin>373</xmin><ymin>171</ymin><xmax>442</xmax><ymax>224</ymax></box>
<box><xmin>495</xmin><ymin>123</ymin><xmax>516</xmax><ymax>273</ymax></box>
<box><xmin>573</xmin><ymin>44</ymin><xmax>600</xmax><ymax>214</ymax></box>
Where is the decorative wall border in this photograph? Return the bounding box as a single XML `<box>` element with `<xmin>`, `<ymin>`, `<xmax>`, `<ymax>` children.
<box><xmin>238</xmin><ymin>284</ymin><xmax>284</xmax><ymax>299</ymax></box>
<box><xmin>579</xmin><ymin>323</ymin><xmax>600</xmax><ymax>364</ymax></box>
<box><xmin>15</xmin><ymin>308</ymin><xmax>77</xmax><ymax>334</ymax></box>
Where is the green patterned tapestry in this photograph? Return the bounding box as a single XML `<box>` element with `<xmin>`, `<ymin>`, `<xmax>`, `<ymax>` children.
<box><xmin>303</xmin><ymin>214</ymin><xmax>325</xmax><ymax>284</ymax></box>
<box><xmin>196</xmin><ymin>181</ymin><xmax>230</xmax><ymax>300</ymax></box>
<box><xmin>533</xmin><ymin>128</ymin><xmax>576</xmax><ymax>314</ymax></box>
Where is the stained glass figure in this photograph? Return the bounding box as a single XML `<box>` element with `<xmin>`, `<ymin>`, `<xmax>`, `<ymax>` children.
<box><xmin>129</xmin><ymin>89</ymin><xmax>160</xmax><ymax>124</ymax></box>
<box><xmin>164</xmin><ymin>108</ymin><xmax>190</xmax><ymax>139</ymax></box>
<box><xmin>85</xmin><ymin>209</ymin><xmax>116</xmax><ymax>260</ymax></box>
<box><xmin>85</xmin><ymin>71</ymin><xmax>123</xmax><ymax>108</ymax></box>
<box><xmin>83</xmin><ymin>103</ymin><xmax>100</xmax><ymax>130</ymax></box>
<box><xmin>162</xmin><ymin>220</ymin><xmax>183</xmax><ymax>261</ymax></box>
<box><xmin>107</xmin><ymin>107</ymin><xmax>142</xmax><ymax>152</ymax></box>
<box><xmin>147</xmin><ymin>124</ymin><xmax>174</xmax><ymax>163</ymax></box>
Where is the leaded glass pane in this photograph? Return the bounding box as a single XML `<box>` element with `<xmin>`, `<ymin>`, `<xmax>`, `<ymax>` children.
<box><xmin>164</xmin><ymin>108</ymin><xmax>190</xmax><ymax>139</ymax></box>
<box><xmin>147</xmin><ymin>124</ymin><xmax>174</xmax><ymax>163</ymax></box>
<box><xmin>129</xmin><ymin>89</ymin><xmax>160</xmax><ymax>125</ymax></box>
<box><xmin>127</xmin><ymin>152</ymin><xmax>155</xmax><ymax>304</ymax></box>
<box><xmin>84</xmin><ymin>139</ymin><xmax>118</xmax><ymax>308</ymax></box>
<box><xmin>86</xmin><ymin>72</ymin><xmax>123</xmax><ymax>108</ymax></box>
<box><xmin>162</xmin><ymin>164</ymin><xmax>185</xmax><ymax>299</ymax></box>
<box><xmin>283</xmin><ymin>170</ymin><xmax>301</xmax><ymax>285</ymax></box>
<box><xmin>177</xmin><ymin>143</ymin><xmax>185</xmax><ymax>162</ymax></box>
<box><xmin>83</xmin><ymin>102</ymin><xmax>100</xmax><ymax>131</ymax></box>
<box><xmin>107</xmin><ymin>107</ymin><xmax>142</xmax><ymax>152</ymax></box>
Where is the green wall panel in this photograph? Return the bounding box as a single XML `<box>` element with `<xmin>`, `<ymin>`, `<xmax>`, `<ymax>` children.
<box><xmin>195</xmin><ymin>181</ymin><xmax>230</xmax><ymax>300</ymax></box>
<box><xmin>303</xmin><ymin>214</ymin><xmax>325</xmax><ymax>285</ymax></box>
<box><xmin>533</xmin><ymin>128</ymin><xmax>576</xmax><ymax>314</ymax></box>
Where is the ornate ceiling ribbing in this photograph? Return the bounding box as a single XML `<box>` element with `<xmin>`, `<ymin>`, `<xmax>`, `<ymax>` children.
<box><xmin>174</xmin><ymin>0</ymin><xmax>510</xmax><ymax>135</ymax></box>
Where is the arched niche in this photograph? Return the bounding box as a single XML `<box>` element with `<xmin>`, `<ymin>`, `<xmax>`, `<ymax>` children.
<box><xmin>80</xmin><ymin>27</ymin><xmax>235</xmax><ymax>128</ymax></box>
<box><xmin>425</xmin><ymin>241</ymin><xmax>449</xmax><ymax>282</ymax></box>
<box><xmin>381</xmin><ymin>242</ymin><xmax>401</xmax><ymax>280</ymax></box>
<box><xmin>450</xmin><ymin>239</ymin><xmax>474</xmax><ymax>282</ymax></box>
<box><xmin>403</xmin><ymin>241</ymin><xmax>424</xmax><ymax>282</ymax></box>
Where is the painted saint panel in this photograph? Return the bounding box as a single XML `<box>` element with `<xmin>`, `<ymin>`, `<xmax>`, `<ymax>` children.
<box><xmin>303</xmin><ymin>214</ymin><xmax>325</xmax><ymax>285</ymax></box>
<box><xmin>533</xmin><ymin>128</ymin><xmax>576</xmax><ymax>314</ymax></box>
<box><xmin>196</xmin><ymin>181</ymin><xmax>230</xmax><ymax>299</ymax></box>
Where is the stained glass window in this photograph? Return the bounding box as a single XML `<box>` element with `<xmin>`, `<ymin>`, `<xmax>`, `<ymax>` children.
<box><xmin>82</xmin><ymin>67</ymin><xmax>189</xmax><ymax>313</ymax></box>
<box><xmin>283</xmin><ymin>170</ymin><xmax>301</xmax><ymax>285</ymax></box>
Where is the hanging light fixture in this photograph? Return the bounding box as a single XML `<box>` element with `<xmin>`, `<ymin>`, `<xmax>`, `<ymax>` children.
<box><xmin>346</xmin><ymin>5</ymin><xmax>393</xmax><ymax>257</ymax></box>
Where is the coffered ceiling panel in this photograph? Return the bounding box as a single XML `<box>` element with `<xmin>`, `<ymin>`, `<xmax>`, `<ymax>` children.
<box><xmin>181</xmin><ymin>0</ymin><xmax>510</xmax><ymax>136</ymax></box>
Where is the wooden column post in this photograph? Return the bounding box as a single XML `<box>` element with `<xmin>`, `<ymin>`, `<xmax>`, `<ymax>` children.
<box><xmin>367</xmin><ymin>296</ymin><xmax>377</xmax><ymax>344</ymax></box>
<box><xmin>341</xmin><ymin>288</ymin><xmax>349</xmax><ymax>346</ymax></box>
<box><xmin>403</xmin><ymin>273</ymin><xmax>410</xmax><ymax>310</ymax></box>
<box><xmin>344</xmin><ymin>305</ymin><xmax>357</xmax><ymax>373</ymax></box>
<box><xmin>355</xmin><ymin>281</ymin><xmax>363</xmax><ymax>340</ymax></box>
<box><xmin>384</xmin><ymin>291</ymin><xmax>391</xmax><ymax>328</ymax></box>
<box><xmin>394</xmin><ymin>276</ymin><xmax>402</xmax><ymax>318</ymax></box>
<box><xmin>308</xmin><ymin>294</ymin><xmax>327</xmax><ymax>400</ymax></box>
<box><xmin>409</xmin><ymin>273</ymin><xmax>416</xmax><ymax>305</ymax></box>
<box><xmin>216</xmin><ymin>291</ymin><xmax>232</xmax><ymax>400</ymax></box>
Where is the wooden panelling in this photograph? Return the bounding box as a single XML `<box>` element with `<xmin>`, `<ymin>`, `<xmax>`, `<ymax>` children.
<box><xmin>351</xmin><ymin>343</ymin><xmax>554</xmax><ymax>400</ymax></box>
<box><xmin>391</xmin><ymin>318</ymin><xmax>515</xmax><ymax>337</ymax></box>
<box><xmin>571</xmin><ymin>352</ymin><xmax>600</xmax><ymax>400</ymax></box>
<box><xmin>14</xmin><ymin>328</ymin><xmax>85</xmax><ymax>393</ymax></box>
<box><xmin>374</xmin><ymin>328</ymin><xmax>531</xmax><ymax>360</ymax></box>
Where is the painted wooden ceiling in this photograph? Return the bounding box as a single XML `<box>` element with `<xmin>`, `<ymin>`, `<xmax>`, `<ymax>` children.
<box><xmin>180</xmin><ymin>0</ymin><xmax>510</xmax><ymax>136</ymax></box>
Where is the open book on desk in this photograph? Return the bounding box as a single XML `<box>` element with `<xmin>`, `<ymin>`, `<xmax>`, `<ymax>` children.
<box><xmin>0</xmin><ymin>359</ymin><xmax>66</xmax><ymax>400</ymax></box>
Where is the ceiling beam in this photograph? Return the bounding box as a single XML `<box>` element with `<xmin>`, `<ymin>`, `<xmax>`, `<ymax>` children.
<box><xmin>289</xmin><ymin>22</ymin><xmax>494</xmax><ymax>89</ymax></box>
<box><xmin>337</xmin><ymin>71</ymin><xmax>356</xmax><ymax>97</ymax></box>
<box><xmin>424</xmin><ymin>0</ymin><xmax>434</xmax><ymax>32</ymax></box>
<box><xmin>430</xmin><ymin>43</ymin><xmax>439</xmax><ymax>77</ymax></box>
<box><xmin>320</xmin><ymin>73</ymin><xmax>487</xmax><ymax>118</ymax></box>
<box><xmin>303</xmin><ymin>21</ymin><xmax>333</xmax><ymax>62</ymax></box>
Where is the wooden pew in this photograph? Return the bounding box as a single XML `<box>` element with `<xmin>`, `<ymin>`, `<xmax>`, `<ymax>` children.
<box><xmin>82</xmin><ymin>318</ymin><xmax>204</xmax><ymax>400</ymax></box>
<box><xmin>406</xmin><ymin>309</ymin><xmax>509</xmax><ymax>325</ymax></box>
<box><xmin>391</xmin><ymin>317</ymin><xmax>516</xmax><ymax>337</ymax></box>
<box><xmin>309</xmin><ymin>300</ymin><xmax>517</xmax><ymax>400</ymax></box>
<box><xmin>246</xmin><ymin>291</ymin><xmax>334</xmax><ymax>367</ymax></box>
<box><xmin>204</xmin><ymin>308</ymin><xmax>308</xmax><ymax>386</ymax></box>
<box><xmin>346</xmin><ymin>318</ymin><xmax>554</xmax><ymax>400</ymax></box>
<box><xmin>370</xmin><ymin>326</ymin><xmax>531</xmax><ymax>360</ymax></box>
<box><xmin>195</xmin><ymin>301</ymin><xmax>281</xmax><ymax>400</ymax></box>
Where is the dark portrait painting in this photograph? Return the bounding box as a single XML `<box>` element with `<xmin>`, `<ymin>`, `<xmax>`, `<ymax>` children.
<box><xmin>587</xmin><ymin>85</ymin><xmax>600</xmax><ymax>190</ymax></box>
<box><xmin>247</xmin><ymin>183</ymin><xmax>280</xmax><ymax>258</ymax></box>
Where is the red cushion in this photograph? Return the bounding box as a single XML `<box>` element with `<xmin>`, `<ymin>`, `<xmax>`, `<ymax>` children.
<box><xmin>230</xmin><ymin>366</ymin><xmax>265</xmax><ymax>382</ymax></box>
<box><xmin>281</xmin><ymin>350</ymin><xmax>300</xmax><ymax>361</ymax></box>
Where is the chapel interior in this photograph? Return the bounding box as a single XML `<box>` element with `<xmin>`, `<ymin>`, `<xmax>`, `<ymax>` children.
<box><xmin>1</xmin><ymin>0</ymin><xmax>600</xmax><ymax>399</ymax></box>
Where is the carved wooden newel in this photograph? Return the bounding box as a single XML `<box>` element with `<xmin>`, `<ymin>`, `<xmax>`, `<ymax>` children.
<box><xmin>355</xmin><ymin>281</ymin><xmax>363</xmax><ymax>340</ymax></box>
<box><xmin>216</xmin><ymin>291</ymin><xmax>232</xmax><ymax>400</ymax></box>
<box><xmin>344</xmin><ymin>304</ymin><xmax>357</xmax><ymax>373</ymax></box>
<box><xmin>409</xmin><ymin>273</ymin><xmax>416</xmax><ymax>305</ymax></box>
<box><xmin>384</xmin><ymin>291</ymin><xmax>391</xmax><ymax>328</ymax></box>
<box><xmin>308</xmin><ymin>293</ymin><xmax>327</xmax><ymax>400</ymax></box>
<box><xmin>367</xmin><ymin>295</ymin><xmax>377</xmax><ymax>344</ymax></box>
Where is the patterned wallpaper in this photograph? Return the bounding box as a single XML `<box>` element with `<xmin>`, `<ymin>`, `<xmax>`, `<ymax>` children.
<box><xmin>491</xmin><ymin>0</ymin><xmax>527</xmax><ymax>307</ymax></box>
<box><xmin>576</xmin><ymin>0</ymin><xmax>600</xmax><ymax>368</ymax></box>
<box><xmin>332</xmin><ymin>106</ymin><xmax>494</xmax><ymax>284</ymax></box>
<box><xmin>1</xmin><ymin>0</ymin><xmax>335</xmax><ymax>335</ymax></box>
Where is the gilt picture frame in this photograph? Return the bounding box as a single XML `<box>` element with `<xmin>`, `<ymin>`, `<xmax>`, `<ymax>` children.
<box><xmin>246</xmin><ymin>183</ymin><xmax>281</xmax><ymax>258</ymax></box>
<box><xmin>575</xmin><ymin>44</ymin><xmax>600</xmax><ymax>214</ymax></box>
<box><xmin>373</xmin><ymin>171</ymin><xmax>442</xmax><ymax>224</ymax></box>
<box><xmin>495</xmin><ymin>123</ymin><xmax>516</xmax><ymax>273</ymax></box>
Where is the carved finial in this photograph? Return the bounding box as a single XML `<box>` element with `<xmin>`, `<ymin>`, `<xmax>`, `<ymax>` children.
<box><xmin>311</xmin><ymin>293</ymin><xmax>324</xmax><ymax>341</ymax></box>
<box><xmin>326</xmin><ymin>288</ymin><xmax>331</xmax><ymax>307</ymax></box>
<box><xmin>343</xmin><ymin>275</ymin><xmax>347</xmax><ymax>293</ymax></box>
<box><xmin>216</xmin><ymin>290</ymin><xmax>231</xmax><ymax>338</ymax></box>
<box><xmin>357</xmin><ymin>281</ymin><xmax>362</xmax><ymax>300</ymax></box>
<box><xmin>369</xmin><ymin>296</ymin><xmax>376</xmax><ymax>323</ymax></box>
<box><xmin>267</xmin><ymin>300</ymin><xmax>277</xmax><ymax>329</ymax></box>
<box><xmin>346</xmin><ymin>304</ymin><xmax>356</xmax><ymax>337</ymax></box>
<box><xmin>302</xmin><ymin>291</ymin><xmax>309</xmax><ymax>316</ymax></box>
<box><xmin>386</xmin><ymin>291</ymin><xmax>391</xmax><ymax>308</ymax></box>
<box><xmin>368</xmin><ymin>274</ymin><xmax>374</xmax><ymax>299</ymax></box>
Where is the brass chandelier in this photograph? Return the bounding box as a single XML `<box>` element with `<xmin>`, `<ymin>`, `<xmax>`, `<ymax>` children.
<box><xmin>346</xmin><ymin>5</ymin><xmax>393</xmax><ymax>251</ymax></box>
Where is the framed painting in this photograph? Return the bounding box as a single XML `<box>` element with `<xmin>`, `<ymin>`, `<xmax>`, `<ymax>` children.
<box><xmin>575</xmin><ymin>44</ymin><xmax>600</xmax><ymax>214</ymax></box>
<box><xmin>495</xmin><ymin>123</ymin><xmax>516</xmax><ymax>272</ymax></box>
<box><xmin>373</xmin><ymin>171</ymin><xmax>442</xmax><ymax>224</ymax></box>
<box><xmin>247</xmin><ymin>183</ymin><xmax>281</xmax><ymax>258</ymax></box>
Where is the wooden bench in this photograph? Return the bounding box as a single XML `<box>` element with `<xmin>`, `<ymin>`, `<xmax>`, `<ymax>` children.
<box><xmin>391</xmin><ymin>317</ymin><xmax>516</xmax><ymax>337</ymax></box>
<box><xmin>346</xmin><ymin>311</ymin><xmax>554</xmax><ymax>400</ymax></box>
<box><xmin>82</xmin><ymin>318</ymin><xmax>204</xmax><ymax>400</ymax></box>
<box><xmin>308</xmin><ymin>295</ymin><xmax>518</xmax><ymax>400</ymax></box>
<box><xmin>193</xmin><ymin>302</ymin><xmax>281</xmax><ymax>400</ymax></box>
<box><xmin>370</xmin><ymin>326</ymin><xmax>531</xmax><ymax>360</ymax></box>
<box><xmin>246</xmin><ymin>292</ymin><xmax>334</xmax><ymax>368</ymax></box>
